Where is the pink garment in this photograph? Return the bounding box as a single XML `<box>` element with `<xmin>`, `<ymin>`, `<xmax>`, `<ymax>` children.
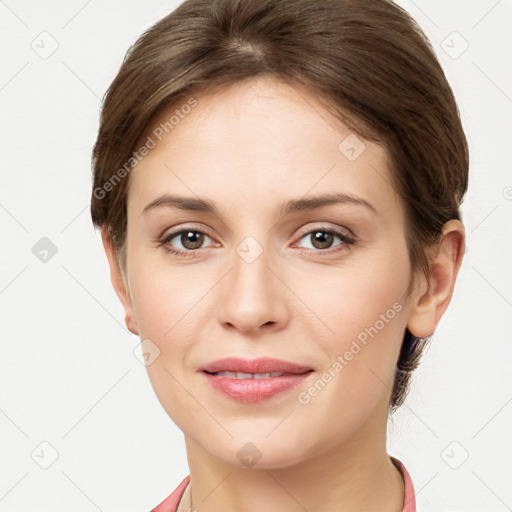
<box><xmin>390</xmin><ymin>456</ymin><xmax>417</xmax><ymax>512</ymax></box>
<box><xmin>150</xmin><ymin>456</ymin><xmax>416</xmax><ymax>512</ymax></box>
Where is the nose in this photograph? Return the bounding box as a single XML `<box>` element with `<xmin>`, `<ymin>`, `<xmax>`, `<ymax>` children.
<box><xmin>217</xmin><ymin>241</ymin><xmax>290</xmax><ymax>336</ymax></box>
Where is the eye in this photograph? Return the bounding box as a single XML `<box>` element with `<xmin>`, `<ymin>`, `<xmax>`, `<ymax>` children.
<box><xmin>295</xmin><ymin>228</ymin><xmax>356</xmax><ymax>253</ymax></box>
<box><xmin>158</xmin><ymin>228</ymin><xmax>216</xmax><ymax>256</ymax></box>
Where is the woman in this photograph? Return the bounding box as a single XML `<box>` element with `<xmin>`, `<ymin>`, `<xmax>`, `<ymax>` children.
<box><xmin>90</xmin><ymin>0</ymin><xmax>468</xmax><ymax>510</ymax></box>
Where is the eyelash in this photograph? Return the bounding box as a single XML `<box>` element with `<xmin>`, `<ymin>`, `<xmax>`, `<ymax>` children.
<box><xmin>156</xmin><ymin>226</ymin><xmax>356</xmax><ymax>258</ymax></box>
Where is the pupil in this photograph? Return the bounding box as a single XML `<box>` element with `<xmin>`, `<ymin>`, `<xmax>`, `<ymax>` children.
<box><xmin>313</xmin><ymin>231</ymin><xmax>332</xmax><ymax>249</ymax></box>
<box><xmin>182</xmin><ymin>231</ymin><xmax>203</xmax><ymax>249</ymax></box>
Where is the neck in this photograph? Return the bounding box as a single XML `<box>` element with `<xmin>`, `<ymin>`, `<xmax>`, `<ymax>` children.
<box><xmin>182</xmin><ymin>414</ymin><xmax>404</xmax><ymax>512</ymax></box>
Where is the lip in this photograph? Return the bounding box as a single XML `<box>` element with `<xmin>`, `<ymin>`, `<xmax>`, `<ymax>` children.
<box><xmin>199</xmin><ymin>357</ymin><xmax>314</xmax><ymax>403</ymax></box>
<box><xmin>199</xmin><ymin>357</ymin><xmax>313</xmax><ymax>375</ymax></box>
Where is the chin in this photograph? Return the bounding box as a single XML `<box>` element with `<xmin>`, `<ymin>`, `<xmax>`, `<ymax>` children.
<box><xmin>200</xmin><ymin>433</ymin><xmax>315</xmax><ymax>471</ymax></box>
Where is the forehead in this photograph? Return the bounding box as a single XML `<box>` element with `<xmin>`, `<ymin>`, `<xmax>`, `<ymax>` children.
<box><xmin>128</xmin><ymin>76</ymin><xmax>402</xmax><ymax>223</ymax></box>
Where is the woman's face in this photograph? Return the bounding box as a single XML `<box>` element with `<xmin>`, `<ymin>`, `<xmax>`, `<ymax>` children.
<box><xmin>119</xmin><ymin>76</ymin><xmax>419</xmax><ymax>468</ymax></box>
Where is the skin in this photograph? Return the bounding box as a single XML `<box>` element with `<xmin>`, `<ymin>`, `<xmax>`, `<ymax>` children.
<box><xmin>101</xmin><ymin>76</ymin><xmax>465</xmax><ymax>512</ymax></box>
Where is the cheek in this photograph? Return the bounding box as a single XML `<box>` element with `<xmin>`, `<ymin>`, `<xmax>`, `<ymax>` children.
<box><xmin>126</xmin><ymin>256</ymin><xmax>208</xmax><ymax>427</ymax></box>
<box><xmin>293</xmin><ymin>247</ymin><xmax>411</xmax><ymax>403</ymax></box>
<box><xmin>126</xmin><ymin>240</ymin><xmax>204</xmax><ymax>340</ymax></box>
<box><xmin>130</xmin><ymin>270</ymin><xmax>186</xmax><ymax>338</ymax></box>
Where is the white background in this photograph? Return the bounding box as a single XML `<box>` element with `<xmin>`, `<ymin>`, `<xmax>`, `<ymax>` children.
<box><xmin>1</xmin><ymin>0</ymin><xmax>511</xmax><ymax>511</ymax></box>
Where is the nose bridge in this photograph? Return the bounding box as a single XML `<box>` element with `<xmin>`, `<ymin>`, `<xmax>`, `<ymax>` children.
<box><xmin>217</xmin><ymin>233</ymin><xmax>287</xmax><ymax>333</ymax></box>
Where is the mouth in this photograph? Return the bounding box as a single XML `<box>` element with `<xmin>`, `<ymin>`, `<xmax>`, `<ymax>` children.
<box><xmin>199</xmin><ymin>356</ymin><xmax>314</xmax><ymax>376</ymax></box>
<box><xmin>199</xmin><ymin>357</ymin><xmax>315</xmax><ymax>403</ymax></box>
<box><xmin>203</xmin><ymin>370</ymin><xmax>314</xmax><ymax>379</ymax></box>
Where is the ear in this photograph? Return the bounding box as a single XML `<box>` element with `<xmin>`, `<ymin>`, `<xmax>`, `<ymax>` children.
<box><xmin>407</xmin><ymin>219</ymin><xmax>465</xmax><ymax>338</ymax></box>
<box><xmin>101</xmin><ymin>226</ymin><xmax>139</xmax><ymax>336</ymax></box>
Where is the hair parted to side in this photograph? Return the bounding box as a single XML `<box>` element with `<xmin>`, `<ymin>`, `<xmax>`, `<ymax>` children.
<box><xmin>90</xmin><ymin>0</ymin><xmax>469</xmax><ymax>412</ymax></box>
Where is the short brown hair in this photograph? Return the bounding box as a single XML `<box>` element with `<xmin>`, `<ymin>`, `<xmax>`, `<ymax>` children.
<box><xmin>90</xmin><ymin>0</ymin><xmax>469</xmax><ymax>411</ymax></box>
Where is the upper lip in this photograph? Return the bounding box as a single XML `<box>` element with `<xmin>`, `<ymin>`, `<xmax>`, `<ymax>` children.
<box><xmin>200</xmin><ymin>357</ymin><xmax>313</xmax><ymax>374</ymax></box>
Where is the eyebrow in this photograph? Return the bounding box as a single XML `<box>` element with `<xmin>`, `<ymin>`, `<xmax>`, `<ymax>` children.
<box><xmin>142</xmin><ymin>192</ymin><xmax>378</xmax><ymax>217</ymax></box>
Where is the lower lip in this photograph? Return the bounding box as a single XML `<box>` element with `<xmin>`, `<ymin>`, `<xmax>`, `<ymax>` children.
<box><xmin>202</xmin><ymin>371</ymin><xmax>314</xmax><ymax>403</ymax></box>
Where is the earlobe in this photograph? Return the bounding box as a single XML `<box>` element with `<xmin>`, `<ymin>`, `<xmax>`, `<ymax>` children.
<box><xmin>100</xmin><ymin>227</ymin><xmax>139</xmax><ymax>336</ymax></box>
<box><xmin>407</xmin><ymin>220</ymin><xmax>465</xmax><ymax>339</ymax></box>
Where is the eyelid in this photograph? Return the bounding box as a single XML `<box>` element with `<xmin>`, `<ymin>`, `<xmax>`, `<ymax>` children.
<box><xmin>159</xmin><ymin>223</ymin><xmax>217</xmax><ymax>241</ymax></box>
<box><xmin>294</xmin><ymin>222</ymin><xmax>355</xmax><ymax>241</ymax></box>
